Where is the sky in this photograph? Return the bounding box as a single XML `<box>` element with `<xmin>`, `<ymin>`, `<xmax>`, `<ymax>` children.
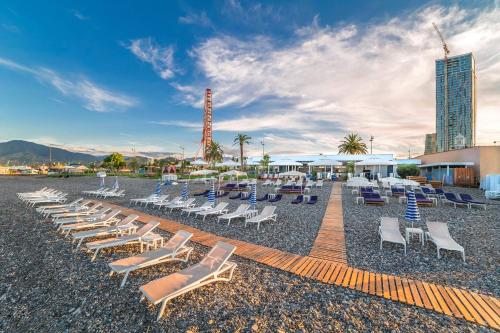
<box><xmin>0</xmin><ymin>0</ymin><xmax>499</xmax><ymax>158</ymax></box>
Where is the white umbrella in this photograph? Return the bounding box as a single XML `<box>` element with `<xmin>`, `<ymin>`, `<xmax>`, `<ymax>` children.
<box><xmin>191</xmin><ymin>159</ymin><xmax>208</xmax><ymax>166</ymax></box>
<box><xmin>189</xmin><ymin>169</ymin><xmax>218</xmax><ymax>176</ymax></box>
<box><xmin>219</xmin><ymin>170</ymin><xmax>247</xmax><ymax>177</ymax></box>
<box><xmin>308</xmin><ymin>159</ymin><xmax>342</xmax><ymax>166</ymax></box>
<box><xmin>280</xmin><ymin>170</ymin><xmax>306</xmax><ymax>177</ymax></box>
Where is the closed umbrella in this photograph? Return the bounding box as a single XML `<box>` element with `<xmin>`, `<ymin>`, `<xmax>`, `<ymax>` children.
<box><xmin>248</xmin><ymin>183</ymin><xmax>257</xmax><ymax>209</ymax></box>
<box><xmin>99</xmin><ymin>177</ymin><xmax>105</xmax><ymax>189</ymax></box>
<box><xmin>405</xmin><ymin>191</ymin><xmax>421</xmax><ymax>228</ymax></box>
<box><xmin>112</xmin><ymin>176</ymin><xmax>119</xmax><ymax>190</ymax></box>
<box><xmin>181</xmin><ymin>182</ymin><xmax>189</xmax><ymax>200</ymax></box>
<box><xmin>154</xmin><ymin>181</ymin><xmax>162</xmax><ymax>195</ymax></box>
<box><xmin>207</xmin><ymin>183</ymin><xmax>216</xmax><ymax>204</ymax></box>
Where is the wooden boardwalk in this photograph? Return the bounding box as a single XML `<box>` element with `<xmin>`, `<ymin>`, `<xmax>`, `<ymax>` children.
<box><xmin>100</xmin><ymin>194</ymin><xmax>500</xmax><ymax>330</ymax></box>
<box><xmin>308</xmin><ymin>182</ymin><xmax>346</xmax><ymax>263</ymax></box>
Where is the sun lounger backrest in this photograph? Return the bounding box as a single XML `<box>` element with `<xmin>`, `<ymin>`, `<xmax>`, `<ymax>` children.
<box><xmin>261</xmin><ymin>206</ymin><xmax>276</xmax><ymax>217</ymax></box>
<box><xmin>137</xmin><ymin>221</ymin><xmax>160</xmax><ymax>237</ymax></box>
<box><xmin>380</xmin><ymin>217</ymin><xmax>399</xmax><ymax>230</ymax></box>
<box><xmin>459</xmin><ymin>193</ymin><xmax>473</xmax><ymax>201</ymax></box>
<box><xmin>235</xmin><ymin>204</ymin><xmax>249</xmax><ymax>213</ymax></box>
<box><xmin>426</xmin><ymin>221</ymin><xmax>452</xmax><ymax>239</ymax></box>
<box><xmin>213</xmin><ymin>202</ymin><xmax>228</xmax><ymax>211</ymax></box>
<box><xmin>444</xmin><ymin>193</ymin><xmax>460</xmax><ymax>201</ymax></box>
<box><xmin>200</xmin><ymin>241</ymin><xmax>236</xmax><ymax>273</ymax></box>
<box><xmin>118</xmin><ymin>214</ymin><xmax>139</xmax><ymax>226</ymax></box>
<box><xmin>164</xmin><ymin>230</ymin><xmax>193</xmax><ymax>251</ymax></box>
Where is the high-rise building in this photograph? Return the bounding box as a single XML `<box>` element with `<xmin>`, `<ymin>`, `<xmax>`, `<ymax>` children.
<box><xmin>425</xmin><ymin>133</ymin><xmax>437</xmax><ymax>154</ymax></box>
<box><xmin>435</xmin><ymin>52</ymin><xmax>477</xmax><ymax>152</ymax></box>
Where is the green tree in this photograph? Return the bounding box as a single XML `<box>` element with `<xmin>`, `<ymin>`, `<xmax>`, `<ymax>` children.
<box><xmin>102</xmin><ymin>153</ymin><xmax>126</xmax><ymax>170</ymax></box>
<box><xmin>338</xmin><ymin>134</ymin><xmax>368</xmax><ymax>154</ymax></box>
<box><xmin>233</xmin><ymin>133</ymin><xmax>252</xmax><ymax>169</ymax></box>
<box><xmin>396</xmin><ymin>164</ymin><xmax>420</xmax><ymax>179</ymax></box>
<box><xmin>128</xmin><ymin>158</ymin><xmax>138</xmax><ymax>172</ymax></box>
<box><xmin>206</xmin><ymin>141</ymin><xmax>224</xmax><ymax>165</ymax></box>
<box><xmin>260</xmin><ymin>153</ymin><xmax>270</xmax><ymax>168</ymax></box>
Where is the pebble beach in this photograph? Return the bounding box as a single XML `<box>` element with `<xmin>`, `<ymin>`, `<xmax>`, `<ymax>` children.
<box><xmin>0</xmin><ymin>175</ymin><xmax>497</xmax><ymax>332</ymax></box>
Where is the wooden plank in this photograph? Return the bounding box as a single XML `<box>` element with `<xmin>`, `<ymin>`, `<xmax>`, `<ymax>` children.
<box><xmin>421</xmin><ymin>282</ymin><xmax>442</xmax><ymax>313</ymax></box>
<box><xmin>401</xmin><ymin>278</ymin><xmax>414</xmax><ymax>305</ymax></box>
<box><xmin>368</xmin><ymin>272</ymin><xmax>376</xmax><ymax>296</ymax></box>
<box><xmin>407</xmin><ymin>279</ymin><xmax>423</xmax><ymax>308</ymax></box>
<box><xmin>479</xmin><ymin>295</ymin><xmax>500</xmax><ymax>318</ymax></box>
<box><xmin>362</xmin><ymin>271</ymin><xmax>370</xmax><ymax>294</ymax></box>
<box><xmin>387</xmin><ymin>275</ymin><xmax>398</xmax><ymax>301</ymax></box>
<box><xmin>328</xmin><ymin>263</ymin><xmax>343</xmax><ymax>284</ymax></box>
<box><xmin>461</xmin><ymin>290</ymin><xmax>495</xmax><ymax>327</ymax></box>
<box><xmin>342</xmin><ymin>267</ymin><xmax>353</xmax><ymax>288</ymax></box>
<box><xmin>429</xmin><ymin>283</ymin><xmax>451</xmax><ymax>316</ymax></box>
<box><xmin>394</xmin><ymin>277</ymin><xmax>406</xmax><ymax>303</ymax></box>
<box><xmin>316</xmin><ymin>261</ymin><xmax>333</xmax><ymax>281</ymax></box>
<box><xmin>299</xmin><ymin>258</ymin><xmax>319</xmax><ymax>277</ymax></box>
<box><xmin>309</xmin><ymin>260</ymin><xmax>327</xmax><ymax>280</ymax></box>
<box><xmin>415</xmin><ymin>280</ymin><xmax>433</xmax><ymax>310</ymax></box>
<box><xmin>470</xmin><ymin>293</ymin><xmax>500</xmax><ymax>328</ymax></box>
<box><xmin>322</xmin><ymin>262</ymin><xmax>339</xmax><ymax>284</ymax></box>
<box><xmin>381</xmin><ymin>274</ymin><xmax>390</xmax><ymax>299</ymax></box>
<box><xmin>451</xmin><ymin>288</ymin><xmax>484</xmax><ymax>325</ymax></box>
<box><xmin>444</xmin><ymin>286</ymin><xmax>474</xmax><ymax>322</ymax></box>
<box><xmin>435</xmin><ymin>285</ymin><xmax>462</xmax><ymax>319</ymax></box>
<box><xmin>375</xmin><ymin>273</ymin><xmax>383</xmax><ymax>297</ymax></box>
<box><xmin>333</xmin><ymin>265</ymin><xmax>348</xmax><ymax>286</ymax></box>
<box><xmin>302</xmin><ymin>259</ymin><xmax>322</xmax><ymax>278</ymax></box>
<box><xmin>348</xmin><ymin>269</ymin><xmax>358</xmax><ymax>290</ymax></box>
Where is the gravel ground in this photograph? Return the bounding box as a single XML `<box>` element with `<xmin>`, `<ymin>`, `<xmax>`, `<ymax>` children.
<box><xmin>343</xmin><ymin>185</ymin><xmax>500</xmax><ymax>298</ymax></box>
<box><xmin>72</xmin><ymin>176</ymin><xmax>329</xmax><ymax>256</ymax></box>
<box><xmin>0</xmin><ymin>176</ymin><xmax>493</xmax><ymax>332</ymax></box>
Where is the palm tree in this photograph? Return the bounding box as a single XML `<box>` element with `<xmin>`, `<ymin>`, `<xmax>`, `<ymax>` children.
<box><xmin>338</xmin><ymin>133</ymin><xmax>368</xmax><ymax>154</ymax></box>
<box><xmin>206</xmin><ymin>141</ymin><xmax>224</xmax><ymax>165</ymax></box>
<box><xmin>233</xmin><ymin>133</ymin><xmax>252</xmax><ymax>169</ymax></box>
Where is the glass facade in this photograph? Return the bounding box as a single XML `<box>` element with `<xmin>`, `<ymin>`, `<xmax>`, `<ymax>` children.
<box><xmin>435</xmin><ymin>53</ymin><xmax>476</xmax><ymax>152</ymax></box>
<box><xmin>425</xmin><ymin>133</ymin><xmax>437</xmax><ymax>154</ymax></box>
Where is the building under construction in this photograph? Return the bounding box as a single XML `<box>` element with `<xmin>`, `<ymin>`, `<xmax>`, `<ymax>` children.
<box><xmin>199</xmin><ymin>88</ymin><xmax>213</xmax><ymax>160</ymax></box>
<box><xmin>435</xmin><ymin>52</ymin><xmax>477</xmax><ymax>152</ymax></box>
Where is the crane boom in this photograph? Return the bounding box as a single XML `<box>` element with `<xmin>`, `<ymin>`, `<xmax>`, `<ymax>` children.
<box><xmin>432</xmin><ymin>22</ymin><xmax>450</xmax><ymax>58</ymax></box>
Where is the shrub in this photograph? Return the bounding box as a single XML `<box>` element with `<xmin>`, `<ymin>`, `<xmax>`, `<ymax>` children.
<box><xmin>397</xmin><ymin>164</ymin><xmax>420</xmax><ymax>179</ymax></box>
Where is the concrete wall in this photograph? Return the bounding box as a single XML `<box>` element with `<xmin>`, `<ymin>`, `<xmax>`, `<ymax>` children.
<box><xmin>479</xmin><ymin>146</ymin><xmax>500</xmax><ymax>177</ymax></box>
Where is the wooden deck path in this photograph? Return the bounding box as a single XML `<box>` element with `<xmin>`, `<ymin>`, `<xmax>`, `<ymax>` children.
<box><xmin>308</xmin><ymin>182</ymin><xmax>346</xmax><ymax>263</ymax></box>
<box><xmin>100</xmin><ymin>193</ymin><xmax>500</xmax><ymax>330</ymax></box>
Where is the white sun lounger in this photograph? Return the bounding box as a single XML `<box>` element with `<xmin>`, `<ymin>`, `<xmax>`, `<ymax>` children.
<box><xmin>181</xmin><ymin>201</ymin><xmax>213</xmax><ymax>217</ymax></box>
<box><xmin>40</xmin><ymin>200</ymin><xmax>92</xmax><ymax>217</ymax></box>
<box><xmin>25</xmin><ymin>193</ymin><xmax>68</xmax><ymax>206</ymax></box>
<box><xmin>217</xmin><ymin>204</ymin><xmax>250</xmax><ymax>226</ymax></box>
<box><xmin>196</xmin><ymin>202</ymin><xmax>229</xmax><ymax>221</ymax></box>
<box><xmin>85</xmin><ymin>221</ymin><xmax>160</xmax><ymax>261</ymax></box>
<box><xmin>36</xmin><ymin>198</ymin><xmax>84</xmax><ymax>214</ymax></box>
<box><xmin>244</xmin><ymin>206</ymin><xmax>277</xmax><ymax>230</ymax></box>
<box><xmin>53</xmin><ymin>207</ymin><xmax>111</xmax><ymax>228</ymax></box>
<box><xmin>378</xmin><ymin>217</ymin><xmax>406</xmax><ymax>254</ymax></box>
<box><xmin>166</xmin><ymin>198</ymin><xmax>196</xmax><ymax>212</ymax></box>
<box><xmin>425</xmin><ymin>221</ymin><xmax>465</xmax><ymax>262</ymax></box>
<box><xmin>139</xmin><ymin>241</ymin><xmax>237</xmax><ymax>320</ymax></box>
<box><xmin>153</xmin><ymin>196</ymin><xmax>182</xmax><ymax>210</ymax></box>
<box><xmin>51</xmin><ymin>203</ymin><xmax>103</xmax><ymax>221</ymax></box>
<box><xmin>72</xmin><ymin>214</ymin><xmax>139</xmax><ymax>250</ymax></box>
<box><xmin>109</xmin><ymin>230</ymin><xmax>194</xmax><ymax>288</ymax></box>
<box><xmin>60</xmin><ymin>209</ymin><xmax>122</xmax><ymax>235</ymax></box>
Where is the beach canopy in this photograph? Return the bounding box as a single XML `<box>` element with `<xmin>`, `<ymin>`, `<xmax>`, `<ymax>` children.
<box><xmin>280</xmin><ymin>170</ymin><xmax>306</xmax><ymax>177</ymax></box>
<box><xmin>380</xmin><ymin>176</ymin><xmax>402</xmax><ymax>183</ymax></box>
<box><xmin>219</xmin><ymin>170</ymin><xmax>247</xmax><ymax>177</ymax></box>
<box><xmin>308</xmin><ymin>159</ymin><xmax>342</xmax><ymax>166</ymax></box>
<box><xmin>191</xmin><ymin>159</ymin><xmax>208</xmax><ymax>166</ymax></box>
<box><xmin>269</xmin><ymin>159</ymin><xmax>302</xmax><ymax>166</ymax></box>
<box><xmin>215</xmin><ymin>160</ymin><xmax>240</xmax><ymax>167</ymax></box>
<box><xmin>189</xmin><ymin>169</ymin><xmax>218</xmax><ymax>176</ymax></box>
<box><xmin>246</xmin><ymin>160</ymin><xmax>260</xmax><ymax>166</ymax></box>
<box><xmin>405</xmin><ymin>191</ymin><xmax>421</xmax><ymax>227</ymax></box>
<box><xmin>355</xmin><ymin>158</ymin><xmax>396</xmax><ymax>166</ymax></box>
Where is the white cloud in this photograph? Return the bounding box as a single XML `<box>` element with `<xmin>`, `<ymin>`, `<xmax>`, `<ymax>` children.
<box><xmin>70</xmin><ymin>9</ymin><xmax>89</xmax><ymax>21</ymax></box>
<box><xmin>149</xmin><ymin>120</ymin><xmax>202</xmax><ymax>129</ymax></box>
<box><xmin>174</xmin><ymin>4</ymin><xmax>500</xmax><ymax>157</ymax></box>
<box><xmin>0</xmin><ymin>57</ymin><xmax>136</xmax><ymax>112</ymax></box>
<box><xmin>127</xmin><ymin>38</ymin><xmax>176</xmax><ymax>79</ymax></box>
<box><xmin>178</xmin><ymin>12</ymin><xmax>212</xmax><ymax>27</ymax></box>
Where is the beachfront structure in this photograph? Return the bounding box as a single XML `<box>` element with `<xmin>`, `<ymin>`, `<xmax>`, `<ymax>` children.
<box><xmin>416</xmin><ymin>146</ymin><xmax>500</xmax><ymax>185</ymax></box>
<box><xmin>248</xmin><ymin>154</ymin><xmax>421</xmax><ymax>178</ymax></box>
<box><xmin>425</xmin><ymin>133</ymin><xmax>437</xmax><ymax>154</ymax></box>
<box><xmin>436</xmin><ymin>52</ymin><xmax>477</xmax><ymax>152</ymax></box>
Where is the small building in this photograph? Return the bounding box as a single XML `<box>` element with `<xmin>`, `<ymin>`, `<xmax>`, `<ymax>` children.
<box><xmin>416</xmin><ymin>146</ymin><xmax>500</xmax><ymax>185</ymax></box>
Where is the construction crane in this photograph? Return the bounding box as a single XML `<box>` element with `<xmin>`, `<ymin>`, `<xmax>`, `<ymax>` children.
<box><xmin>432</xmin><ymin>22</ymin><xmax>451</xmax><ymax>150</ymax></box>
<box><xmin>194</xmin><ymin>88</ymin><xmax>213</xmax><ymax>161</ymax></box>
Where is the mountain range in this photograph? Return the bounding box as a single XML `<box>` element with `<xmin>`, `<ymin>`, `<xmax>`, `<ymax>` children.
<box><xmin>0</xmin><ymin>140</ymin><xmax>101</xmax><ymax>164</ymax></box>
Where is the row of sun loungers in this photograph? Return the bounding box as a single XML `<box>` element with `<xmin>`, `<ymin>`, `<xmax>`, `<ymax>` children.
<box><xmin>18</xmin><ymin>187</ymin><xmax>68</xmax><ymax>207</ymax></box>
<box><xmin>379</xmin><ymin>217</ymin><xmax>465</xmax><ymax>262</ymax></box>
<box><xmin>21</xmin><ymin>190</ymin><xmax>238</xmax><ymax>321</ymax></box>
<box><xmin>82</xmin><ymin>188</ymin><xmax>125</xmax><ymax>198</ymax></box>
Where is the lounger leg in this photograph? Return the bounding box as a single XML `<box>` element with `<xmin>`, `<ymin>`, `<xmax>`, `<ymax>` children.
<box><xmin>157</xmin><ymin>300</ymin><xmax>167</xmax><ymax>321</ymax></box>
<box><xmin>437</xmin><ymin>248</ymin><xmax>440</xmax><ymax>259</ymax></box>
<box><xmin>120</xmin><ymin>271</ymin><xmax>130</xmax><ymax>288</ymax></box>
<box><xmin>109</xmin><ymin>271</ymin><xmax>114</xmax><ymax>277</ymax></box>
<box><xmin>91</xmin><ymin>249</ymin><xmax>100</xmax><ymax>261</ymax></box>
<box><xmin>76</xmin><ymin>238</ymin><xmax>84</xmax><ymax>250</ymax></box>
<box><xmin>462</xmin><ymin>251</ymin><xmax>465</xmax><ymax>263</ymax></box>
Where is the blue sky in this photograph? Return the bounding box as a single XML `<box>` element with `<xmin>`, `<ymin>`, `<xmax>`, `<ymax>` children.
<box><xmin>0</xmin><ymin>0</ymin><xmax>498</xmax><ymax>158</ymax></box>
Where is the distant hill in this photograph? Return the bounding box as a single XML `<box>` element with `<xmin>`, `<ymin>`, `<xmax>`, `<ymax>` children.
<box><xmin>0</xmin><ymin>140</ymin><xmax>101</xmax><ymax>164</ymax></box>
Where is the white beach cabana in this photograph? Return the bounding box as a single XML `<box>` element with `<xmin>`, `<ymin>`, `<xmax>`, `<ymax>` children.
<box><xmin>189</xmin><ymin>169</ymin><xmax>218</xmax><ymax>176</ymax></box>
<box><xmin>191</xmin><ymin>159</ymin><xmax>208</xmax><ymax>166</ymax></box>
<box><xmin>308</xmin><ymin>158</ymin><xmax>342</xmax><ymax>174</ymax></box>
<box><xmin>219</xmin><ymin>170</ymin><xmax>247</xmax><ymax>181</ymax></box>
<box><xmin>355</xmin><ymin>158</ymin><xmax>396</xmax><ymax>179</ymax></box>
<box><xmin>215</xmin><ymin>160</ymin><xmax>240</xmax><ymax>168</ymax></box>
<box><xmin>269</xmin><ymin>159</ymin><xmax>302</xmax><ymax>173</ymax></box>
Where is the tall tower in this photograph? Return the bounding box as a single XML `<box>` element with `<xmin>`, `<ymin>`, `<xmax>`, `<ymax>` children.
<box><xmin>201</xmin><ymin>88</ymin><xmax>213</xmax><ymax>160</ymax></box>
<box><xmin>435</xmin><ymin>53</ymin><xmax>476</xmax><ymax>152</ymax></box>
